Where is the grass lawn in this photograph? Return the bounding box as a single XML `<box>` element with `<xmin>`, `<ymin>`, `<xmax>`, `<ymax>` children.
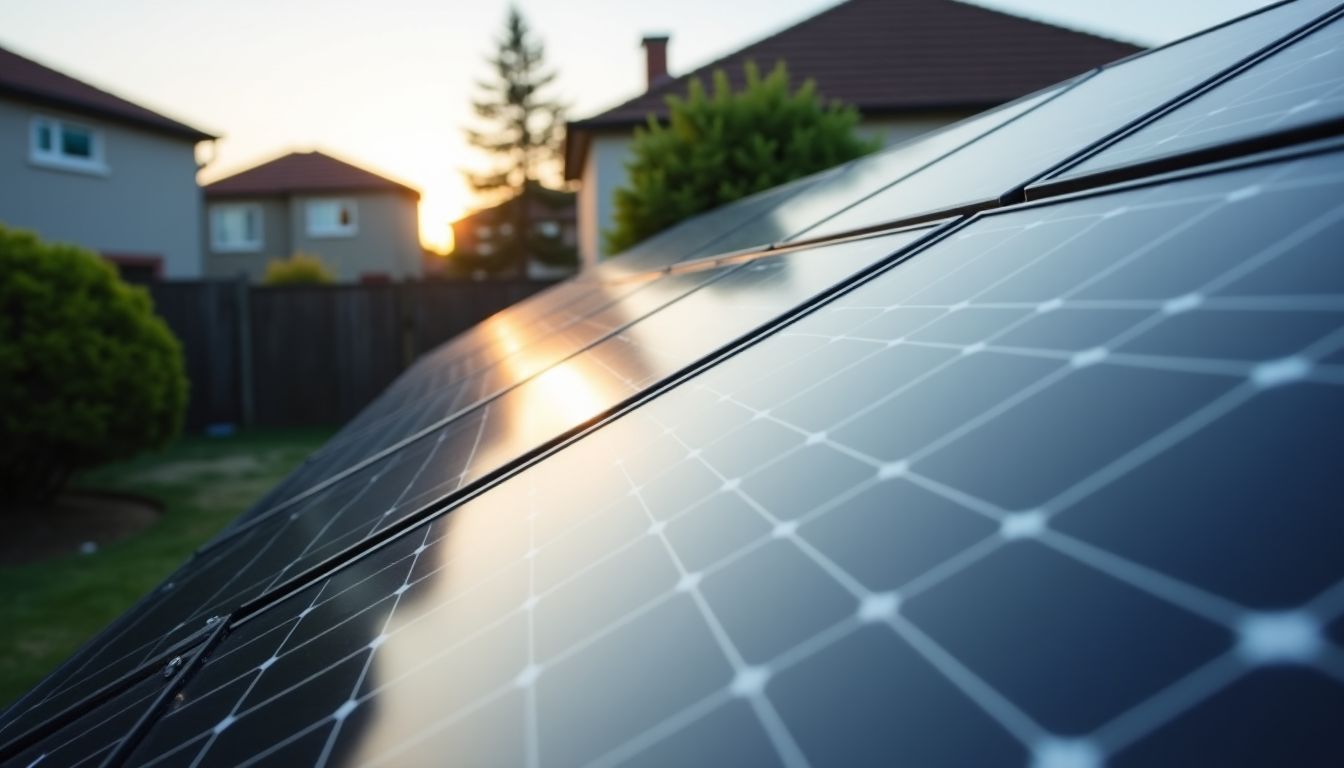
<box><xmin>0</xmin><ymin>427</ymin><xmax>332</xmax><ymax>709</ymax></box>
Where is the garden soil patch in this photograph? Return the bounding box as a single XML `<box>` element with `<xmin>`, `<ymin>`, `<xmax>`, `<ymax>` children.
<box><xmin>1</xmin><ymin>492</ymin><xmax>161</xmax><ymax>566</ymax></box>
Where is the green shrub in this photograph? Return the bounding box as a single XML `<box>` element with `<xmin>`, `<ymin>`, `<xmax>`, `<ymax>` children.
<box><xmin>0</xmin><ymin>225</ymin><xmax>186</xmax><ymax>503</ymax></box>
<box><xmin>263</xmin><ymin>252</ymin><xmax>335</xmax><ymax>285</ymax></box>
<box><xmin>605</xmin><ymin>61</ymin><xmax>880</xmax><ymax>254</ymax></box>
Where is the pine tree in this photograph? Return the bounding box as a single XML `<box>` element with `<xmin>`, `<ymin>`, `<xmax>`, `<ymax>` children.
<box><xmin>464</xmin><ymin>6</ymin><xmax>566</xmax><ymax>272</ymax></box>
<box><xmin>605</xmin><ymin>61</ymin><xmax>878</xmax><ymax>255</ymax></box>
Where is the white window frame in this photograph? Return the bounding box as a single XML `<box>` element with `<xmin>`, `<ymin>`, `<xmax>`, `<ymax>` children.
<box><xmin>209</xmin><ymin>203</ymin><xmax>264</xmax><ymax>253</ymax></box>
<box><xmin>305</xmin><ymin>198</ymin><xmax>358</xmax><ymax>238</ymax></box>
<box><xmin>29</xmin><ymin>116</ymin><xmax>107</xmax><ymax>175</ymax></box>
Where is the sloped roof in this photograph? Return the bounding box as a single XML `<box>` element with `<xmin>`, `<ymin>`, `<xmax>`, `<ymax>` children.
<box><xmin>0</xmin><ymin>43</ymin><xmax>215</xmax><ymax>141</ymax></box>
<box><xmin>564</xmin><ymin>0</ymin><xmax>1142</xmax><ymax>177</ymax></box>
<box><xmin>204</xmin><ymin>151</ymin><xmax>420</xmax><ymax>199</ymax></box>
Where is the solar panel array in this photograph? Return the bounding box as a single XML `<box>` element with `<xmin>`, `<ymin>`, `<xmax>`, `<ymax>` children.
<box><xmin>4</xmin><ymin>2</ymin><xmax>1344</xmax><ymax>766</ymax></box>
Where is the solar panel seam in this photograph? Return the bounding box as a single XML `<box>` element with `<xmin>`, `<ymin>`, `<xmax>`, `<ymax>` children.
<box><xmin>0</xmin><ymin>626</ymin><xmax>211</xmax><ymax>762</ymax></box>
<box><xmin>1028</xmin><ymin>4</ymin><xmax>1344</xmax><ymax>198</ymax></box>
<box><xmin>780</xmin><ymin>74</ymin><xmax>1098</xmax><ymax>247</ymax></box>
<box><xmin>98</xmin><ymin>618</ymin><xmax>230</xmax><ymax>768</ymax></box>
<box><xmin>1011</xmin><ymin>2</ymin><xmax>1344</xmax><ymax>206</ymax></box>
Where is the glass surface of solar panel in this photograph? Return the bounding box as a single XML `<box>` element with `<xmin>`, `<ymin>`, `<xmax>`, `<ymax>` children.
<box><xmin>1057</xmin><ymin>10</ymin><xmax>1344</xmax><ymax>181</ymax></box>
<box><xmin>0</xmin><ymin>229</ymin><xmax>937</xmax><ymax>736</ymax></box>
<box><xmin>597</xmin><ymin>170</ymin><xmax>836</xmax><ymax>275</ymax></box>
<box><xmin>239</xmin><ymin>276</ymin><xmax>658</xmax><ymax>522</ymax></box>
<box><xmin>243</xmin><ymin>270</ymin><xmax>713</xmax><ymax>520</ymax></box>
<box><xmin>793</xmin><ymin>0</ymin><xmax>1339</xmax><ymax>243</ymax></box>
<box><xmin>122</xmin><ymin>148</ymin><xmax>1344</xmax><ymax>767</ymax></box>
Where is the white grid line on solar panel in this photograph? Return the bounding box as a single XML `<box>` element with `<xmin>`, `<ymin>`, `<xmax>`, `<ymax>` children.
<box><xmin>792</xmin><ymin>0</ymin><xmax>1340</xmax><ymax>245</ymax></box>
<box><xmin>1060</xmin><ymin>9</ymin><xmax>1344</xmax><ymax>182</ymax></box>
<box><xmin>123</xmin><ymin>151</ymin><xmax>1344</xmax><ymax>767</ymax></box>
<box><xmin>7</xmin><ymin>230</ymin><xmax>938</xmax><ymax>737</ymax></box>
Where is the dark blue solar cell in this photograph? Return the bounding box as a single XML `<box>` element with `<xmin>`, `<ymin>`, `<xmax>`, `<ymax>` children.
<box><xmin>902</xmin><ymin>542</ymin><xmax>1232</xmax><ymax>734</ymax></box>
<box><xmin>1063</xmin><ymin>12</ymin><xmax>1344</xmax><ymax>181</ymax></box>
<box><xmin>1111</xmin><ymin>668</ymin><xmax>1344</xmax><ymax>767</ymax></box>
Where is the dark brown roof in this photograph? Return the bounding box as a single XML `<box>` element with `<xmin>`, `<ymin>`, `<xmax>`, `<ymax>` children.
<box><xmin>204</xmin><ymin>151</ymin><xmax>420</xmax><ymax>199</ymax></box>
<box><xmin>0</xmin><ymin>43</ymin><xmax>215</xmax><ymax>141</ymax></box>
<box><xmin>564</xmin><ymin>0</ymin><xmax>1142</xmax><ymax>177</ymax></box>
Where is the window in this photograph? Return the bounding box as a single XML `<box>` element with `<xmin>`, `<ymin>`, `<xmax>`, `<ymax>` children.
<box><xmin>498</xmin><ymin>222</ymin><xmax>514</xmax><ymax>237</ymax></box>
<box><xmin>210</xmin><ymin>204</ymin><xmax>263</xmax><ymax>252</ymax></box>
<box><xmin>30</xmin><ymin>116</ymin><xmax>106</xmax><ymax>174</ymax></box>
<box><xmin>478</xmin><ymin>242</ymin><xmax>495</xmax><ymax>256</ymax></box>
<box><xmin>477</xmin><ymin>225</ymin><xmax>493</xmax><ymax>240</ymax></box>
<box><xmin>306</xmin><ymin>198</ymin><xmax>358</xmax><ymax>237</ymax></box>
<box><xmin>536</xmin><ymin>220</ymin><xmax>561</xmax><ymax>238</ymax></box>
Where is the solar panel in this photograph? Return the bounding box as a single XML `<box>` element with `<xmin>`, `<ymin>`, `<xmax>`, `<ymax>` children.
<box><xmin>793</xmin><ymin>0</ymin><xmax>1340</xmax><ymax>242</ymax></box>
<box><xmin>101</xmin><ymin>145</ymin><xmax>1344</xmax><ymax>768</ymax></box>
<box><xmin>1045</xmin><ymin>9</ymin><xmax>1344</xmax><ymax>185</ymax></box>
<box><xmin>0</xmin><ymin>228</ymin><xmax>940</xmax><ymax>741</ymax></box>
<box><xmin>5</xmin><ymin>2</ymin><xmax>1343</xmax><ymax>764</ymax></box>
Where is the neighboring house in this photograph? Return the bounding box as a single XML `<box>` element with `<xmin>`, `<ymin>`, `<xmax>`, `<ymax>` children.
<box><xmin>203</xmin><ymin>150</ymin><xmax>422</xmax><ymax>283</ymax></box>
<box><xmin>0</xmin><ymin>43</ymin><xmax>215</xmax><ymax>279</ymax></box>
<box><xmin>563</xmin><ymin>0</ymin><xmax>1142</xmax><ymax>268</ymax></box>
<box><xmin>451</xmin><ymin>186</ymin><xmax>578</xmax><ymax>279</ymax></box>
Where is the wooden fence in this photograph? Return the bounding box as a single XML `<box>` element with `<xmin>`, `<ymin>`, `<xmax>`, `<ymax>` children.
<box><xmin>149</xmin><ymin>279</ymin><xmax>557</xmax><ymax>429</ymax></box>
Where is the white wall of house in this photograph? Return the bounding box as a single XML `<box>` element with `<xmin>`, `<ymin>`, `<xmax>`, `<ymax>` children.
<box><xmin>575</xmin><ymin>111</ymin><xmax>978</xmax><ymax>270</ymax></box>
<box><xmin>0</xmin><ymin>98</ymin><xmax>204</xmax><ymax>277</ymax></box>
<box><xmin>577</xmin><ymin>132</ymin><xmax>633</xmax><ymax>270</ymax></box>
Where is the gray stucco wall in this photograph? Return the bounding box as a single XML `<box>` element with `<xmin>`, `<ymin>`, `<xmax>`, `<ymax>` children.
<box><xmin>203</xmin><ymin>191</ymin><xmax>422</xmax><ymax>282</ymax></box>
<box><xmin>0</xmin><ymin>97</ymin><xmax>204</xmax><ymax>277</ymax></box>
<box><xmin>290</xmin><ymin>192</ymin><xmax>422</xmax><ymax>281</ymax></box>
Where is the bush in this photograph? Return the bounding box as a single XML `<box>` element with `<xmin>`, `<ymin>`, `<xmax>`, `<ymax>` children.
<box><xmin>605</xmin><ymin>61</ymin><xmax>880</xmax><ymax>254</ymax></box>
<box><xmin>263</xmin><ymin>252</ymin><xmax>335</xmax><ymax>285</ymax></box>
<box><xmin>0</xmin><ymin>225</ymin><xmax>186</xmax><ymax>503</ymax></box>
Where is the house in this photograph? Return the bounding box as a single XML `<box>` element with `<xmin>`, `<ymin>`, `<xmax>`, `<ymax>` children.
<box><xmin>203</xmin><ymin>150</ymin><xmax>423</xmax><ymax>283</ymax></box>
<box><xmin>0</xmin><ymin>43</ymin><xmax>215</xmax><ymax>279</ymax></box>
<box><xmin>450</xmin><ymin>185</ymin><xmax>578</xmax><ymax>279</ymax></box>
<box><xmin>563</xmin><ymin>0</ymin><xmax>1142</xmax><ymax>268</ymax></box>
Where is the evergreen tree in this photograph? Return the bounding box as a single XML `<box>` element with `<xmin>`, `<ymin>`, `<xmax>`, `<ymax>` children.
<box><xmin>605</xmin><ymin>61</ymin><xmax>878</xmax><ymax>255</ymax></box>
<box><xmin>464</xmin><ymin>6</ymin><xmax>566</xmax><ymax>271</ymax></box>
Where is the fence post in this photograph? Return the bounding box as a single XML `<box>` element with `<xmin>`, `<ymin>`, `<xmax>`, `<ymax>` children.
<box><xmin>235</xmin><ymin>274</ymin><xmax>256</xmax><ymax>427</ymax></box>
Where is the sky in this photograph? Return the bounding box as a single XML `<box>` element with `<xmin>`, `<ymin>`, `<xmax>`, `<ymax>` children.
<box><xmin>0</xmin><ymin>0</ymin><xmax>1281</xmax><ymax>253</ymax></box>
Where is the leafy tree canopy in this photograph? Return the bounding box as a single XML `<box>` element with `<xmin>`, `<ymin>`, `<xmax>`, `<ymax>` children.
<box><xmin>605</xmin><ymin>61</ymin><xmax>879</xmax><ymax>255</ymax></box>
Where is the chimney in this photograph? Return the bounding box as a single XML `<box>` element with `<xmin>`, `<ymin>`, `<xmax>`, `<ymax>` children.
<box><xmin>642</xmin><ymin>35</ymin><xmax>670</xmax><ymax>91</ymax></box>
